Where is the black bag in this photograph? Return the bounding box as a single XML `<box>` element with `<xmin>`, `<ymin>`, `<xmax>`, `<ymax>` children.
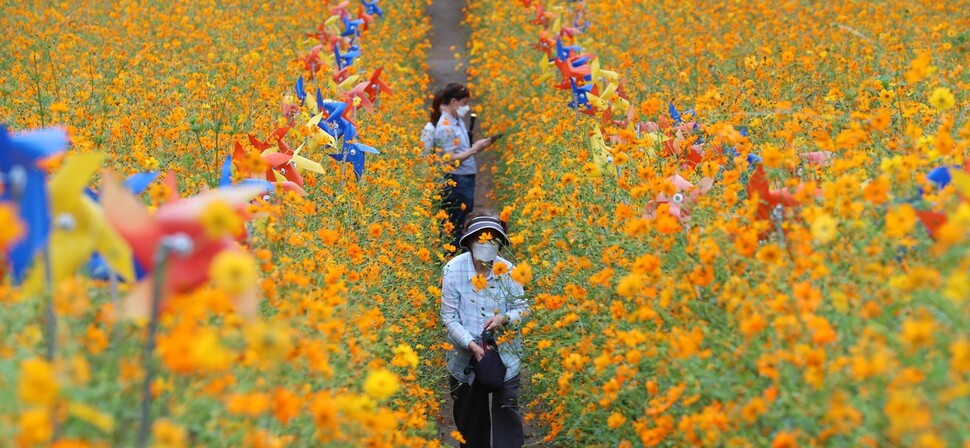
<box><xmin>469</xmin><ymin>329</ymin><xmax>507</xmax><ymax>392</ymax></box>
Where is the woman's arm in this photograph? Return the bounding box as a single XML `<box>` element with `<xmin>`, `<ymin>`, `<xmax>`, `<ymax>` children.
<box><xmin>435</xmin><ymin>124</ymin><xmax>490</xmax><ymax>165</ymax></box>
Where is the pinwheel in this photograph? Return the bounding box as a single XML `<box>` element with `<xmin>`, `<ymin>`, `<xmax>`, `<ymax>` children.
<box><xmin>799</xmin><ymin>151</ymin><xmax>833</xmax><ymax>167</ymax></box>
<box><xmin>303</xmin><ymin>45</ymin><xmax>324</xmax><ymax>74</ymax></box>
<box><xmin>586</xmin><ymin>127</ymin><xmax>616</xmax><ymax>178</ymax></box>
<box><xmin>268</xmin><ymin>129</ymin><xmax>326</xmax><ymax>180</ymax></box>
<box><xmin>361</xmin><ymin>0</ymin><xmax>383</xmax><ymax>18</ymax></box>
<box><xmin>669</xmin><ymin>102</ymin><xmax>696</xmax><ymax>126</ymax></box>
<box><xmin>341</xmin><ymin>14</ymin><xmax>364</xmax><ymax>37</ymax></box>
<box><xmin>534</xmin><ymin>30</ymin><xmax>557</xmax><ymax>60</ymax></box>
<box><xmin>536</xmin><ymin>55</ymin><xmax>558</xmax><ymax>85</ymax></box>
<box><xmin>746</xmin><ymin>164</ymin><xmax>818</xmax><ymax>225</ymax></box>
<box><xmin>0</xmin><ymin>125</ymin><xmax>70</xmax><ymax>283</ymax></box>
<box><xmin>85</xmin><ymin>171</ymin><xmax>160</xmax><ymax>281</ymax></box>
<box><xmin>101</xmin><ymin>175</ymin><xmax>266</xmax><ymax>319</ymax></box>
<box><xmin>319</xmin><ymin>98</ymin><xmax>358</xmax><ymax>140</ymax></box>
<box><xmin>281</xmin><ymin>95</ymin><xmax>300</xmax><ymax>125</ymax></box>
<box><xmin>297</xmin><ymin>112</ymin><xmax>338</xmax><ymax>153</ymax></box>
<box><xmin>589</xmin><ymin>58</ymin><xmax>620</xmax><ymax>90</ymax></box>
<box><xmin>22</xmin><ymin>153</ymin><xmax>135</xmax><ymax>294</ymax></box>
<box><xmin>643</xmin><ymin>174</ymin><xmax>715</xmax><ymax>224</ymax></box>
<box><xmin>553</xmin><ymin>56</ymin><xmax>591</xmax><ymax>86</ymax></box>
<box><xmin>332</xmin><ymin>65</ymin><xmax>356</xmax><ymax>84</ymax></box>
<box><xmin>295</xmin><ymin>75</ymin><xmax>307</xmax><ymax>103</ymax></box>
<box><xmin>356</xmin><ymin>8</ymin><xmax>375</xmax><ymax>31</ymax></box>
<box><xmin>914</xmin><ymin>164</ymin><xmax>970</xmax><ymax>238</ymax></box>
<box><xmin>344</xmin><ymin>81</ymin><xmax>375</xmax><ymax>113</ymax></box>
<box><xmin>334</xmin><ymin>42</ymin><xmax>361</xmax><ymax>70</ymax></box>
<box><xmin>330</xmin><ymin>1</ymin><xmax>351</xmax><ymax>18</ymax></box>
<box><xmin>232</xmin><ymin>142</ymin><xmax>307</xmax><ymax>196</ymax></box>
<box><xmin>567</xmin><ymin>78</ymin><xmax>594</xmax><ymax>113</ymax></box>
<box><xmin>360</xmin><ymin>67</ymin><xmax>392</xmax><ymax>102</ymax></box>
<box><xmin>330</xmin><ymin>140</ymin><xmax>379</xmax><ymax>180</ymax></box>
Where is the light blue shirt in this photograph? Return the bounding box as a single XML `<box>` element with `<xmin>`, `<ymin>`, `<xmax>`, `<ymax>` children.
<box><xmin>434</xmin><ymin>111</ymin><xmax>477</xmax><ymax>175</ymax></box>
<box><xmin>441</xmin><ymin>252</ymin><xmax>528</xmax><ymax>383</ymax></box>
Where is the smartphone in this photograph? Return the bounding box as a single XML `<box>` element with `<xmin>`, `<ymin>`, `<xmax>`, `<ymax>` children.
<box><xmin>489</xmin><ymin>132</ymin><xmax>504</xmax><ymax>141</ymax></box>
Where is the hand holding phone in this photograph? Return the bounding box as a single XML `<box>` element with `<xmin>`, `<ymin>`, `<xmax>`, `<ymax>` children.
<box><xmin>489</xmin><ymin>132</ymin><xmax>504</xmax><ymax>142</ymax></box>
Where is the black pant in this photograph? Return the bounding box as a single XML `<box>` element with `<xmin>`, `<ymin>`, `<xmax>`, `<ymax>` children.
<box><xmin>443</xmin><ymin>174</ymin><xmax>475</xmax><ymax>247</ymax></box>
<box><xmin>449</xmin><ymin>375</ymin><xmax>524</xmax><ymax>448</ymax></box>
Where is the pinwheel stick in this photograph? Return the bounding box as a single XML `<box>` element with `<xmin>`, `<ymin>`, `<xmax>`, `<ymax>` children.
<box><xmin>137</xmin><ymin>235</ymin><xmax>189</xmax><ymax>448</ymax></box>
<box><xmin>43</xmin><ymin>249</ymin><xmax>56</xmax><ymax>361</ymax></box>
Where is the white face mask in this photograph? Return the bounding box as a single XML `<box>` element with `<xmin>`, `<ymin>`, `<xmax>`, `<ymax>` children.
<box><xmin>456</xmin><ymin>104</ymin><xmax>470</xmax><ymax>117</ymax></box>
<box><xmin>471</xmin><ymin>241</ymin><xmax>499</xmax><ymax>263</ymax></box>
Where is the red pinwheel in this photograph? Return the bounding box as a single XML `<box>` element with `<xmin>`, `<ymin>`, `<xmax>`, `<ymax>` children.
<box><xmin>361</xmin><ymin>67</ymin><xmax>393</xmax><ymax>102</ymax></box>
<box><xmin>232</xmin><ymin>141</ymin><xmax>307</xmax><ymax>196</ymax></box>
<box><xmin>746</xmin><ymin>165</ymin><xmax>810</xmax><ymax>225</ymax></box>
<box><xmin>100</xmin><ymin>173</ymin><xmax>265</xmax><ymax>319</ymax></box>
<box><xmin>303</xmin><ymin>45</ymin><xmax>326</xmax><ymax>74</ymax></box>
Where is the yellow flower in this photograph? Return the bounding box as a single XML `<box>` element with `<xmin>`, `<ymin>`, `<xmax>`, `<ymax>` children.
<box><xmin>19</xmin><ymin>358</ymin><xmax>58</xmax><ymax>406</ymax></box>
<box><xmin>451</xmin><ymin>430</ymin><xmax>467</xmax><ymax>444</ymax></box>
<box><xmin>884</xmin><ymin>204</ymin><xmax>916</xmax><ymax>238</ymax></box>
<box><xmin>0</xmin><ymin>203</ymin><xmax>25</xmax><ymax>249</ymax></box>
<box><xmin>199</xmin><ymin>200</ymin><xmax>243</xmax><ymax>239</ymax></box>
<box><xmin>152</xmin><ymin>419</ymin><xmax>187</xmax><ymax>448</ymax></box>
<box><xmin>810</xmin><ymin>213</ymin><xmax>837</xmax><ymax>244</ymax></box>
<box><xmin>510</xmin><ymin>262</ymin><xmax>532</xmax><ymax>285</ymax></box>
<box><xmin>209</xmin><ymin>251</ymin><xmax>258</xmax><ymax>295</ymax></box>
<box><xmin>928</xmin><ymin>87</ymin><xmax>955</xmax><ymax>111</ymax></box>
<box><xmin>246</xmin><ymin>321</ymin><xmax>293</xmax><ymax>363</ymax></box>
<box><xmin>607</xmin><ymin>412</ymin><xmax>627</xmax><ymax>429</ymax></box>
<box><xmin>49</xmin><ymin>102</ymin><xmax>70</xmax><ymax>113</ymax></box>
<box><xmin>471</xmin><ymin>274</ymin><xmax>488</xmax><ymax>291</ymax></box>
<box><xmin>363</xmin><ymin>368</ymin><xmax>400</xmax><ymax>401</ymax></box>
<box><xmin>944</xmin><ymin>271</ymin><xmax>970</xmax><ymax>304</ymax></box>
<box><xmin>18</xmin><ymin>407</ymin><xmax>52</xmax><ymax>446</ymax></box>
<box><xmin>391</xmin><ymin>344</ymin><xmax>420</xmax><ymax>368</ymax></box>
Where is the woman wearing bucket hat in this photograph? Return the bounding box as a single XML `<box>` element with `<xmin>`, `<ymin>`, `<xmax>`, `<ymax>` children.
<box><xmin>440</xmin><ymin>209</ymin><xmax>529</xmax><ymax>448</ymax></box>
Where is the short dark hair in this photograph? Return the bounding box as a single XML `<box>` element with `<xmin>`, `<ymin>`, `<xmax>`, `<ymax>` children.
<box><xmin>431</xmin><ymin>83</ymin><xmax>471</xmax><ymax>123</ymax></box>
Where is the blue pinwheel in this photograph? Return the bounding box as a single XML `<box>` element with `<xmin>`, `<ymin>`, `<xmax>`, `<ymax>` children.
<box><xmin>361</xmin><ymin>0</ymin><xmax>383</xmax><ymax>18</ymax></box>
<box><xmin>555</xmin><ymin>38</ymin><xmax>582</xmax><ymax>62</ymax></box>
<box><xmin>567</xmin><ymin>78</ymin><xmax>593</xmax><ymax>111</ymax></box>
<box><xmin>334</xmin><ymin>43</ymin><xmax>361</xmax><ymax>70</ymax></box>
<box><xmin>0</xmin><ymin>125</ymin><xmax>70</xmax><ymax>283</ymax></box>
<box><xmin>341</xmin><ymin>15</ymin><xmax>364</xmax><ymax>37</ymax></box>
<box><xmin>330</xmin><ymin>140</ymin><xmax>379</xmax><ymax>180</ymax></box>
<box><xmin>295</xmin><ymin>75</ymin><xmax>307</xmax><ymax>103</ymax></box>
<box><xmin>318</xmin><ymin>97</ymin><xmax>358</xmax><ymax>140</ymax></box>
<box><xmin>668</xmin><ymin>102</ymin><xmax>697</xmax><ymax>126</ymax></box>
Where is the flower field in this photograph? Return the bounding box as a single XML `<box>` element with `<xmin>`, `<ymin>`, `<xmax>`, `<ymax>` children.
<box><xmin>1</xmin><ymin>0</ymin><xmax>448</xmax><ymax>446</ymax></box>
<box><xmin>1</xmin><ymin>0</ymin><xmax>969</xmax><ymax>446</ymax></box>
<box><xmin>467</xmin><ymin>0</ymin><xmax>969</xmax><ymax>446</ymax></box>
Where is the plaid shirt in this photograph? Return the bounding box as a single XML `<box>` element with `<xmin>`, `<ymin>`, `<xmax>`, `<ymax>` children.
<box><xmin>434</xmin><ymin>111</ymin><xmax>476</xmax><ymax>175</ymax></box>
<box><xmin>441</xmin><ymin>252</ymin><xmax>528</xmax><ymax>383</ymax></box>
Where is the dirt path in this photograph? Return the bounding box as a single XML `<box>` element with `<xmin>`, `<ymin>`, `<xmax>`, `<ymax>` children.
<box><xmin>426</xmin><ymin>0</ymin><xmax>495</xmax><ymax>209</ymax></box>
<box><xmin>426</xmin><ymin>1</ymin><xmax>540</xmax><ymax>446</ymax></box>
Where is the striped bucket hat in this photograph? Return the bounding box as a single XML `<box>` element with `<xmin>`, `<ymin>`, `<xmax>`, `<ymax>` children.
<box><xmin>458</xmin><ymin>215</ymin><xmax>510</xmax><ymax>249</ymax></box>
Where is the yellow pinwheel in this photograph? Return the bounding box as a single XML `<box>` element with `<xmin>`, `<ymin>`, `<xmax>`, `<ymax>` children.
<box><xmin>23</xmin><ymin>153</ymin><xmax>134</xmax><ymax>294</ymax></box>
<box><xmin>587</xmin><ymin>127</ymin><xmax>616</xmax><ymax>179</ymax></box>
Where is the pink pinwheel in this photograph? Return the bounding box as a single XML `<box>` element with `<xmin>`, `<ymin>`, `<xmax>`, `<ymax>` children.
<box><xmin>799</xmin><ymin>151</ymin><xmax>832</xmax><ymax>167</ymax></box>
<box><xmin>643</xmin><ymin>174</ymin><xmax>714</xmax><ymax>223</ymax></box>
<box><xmin>343</xmin><ymin>81</ymin><xmax>375</xmax><ymax>113</ymax></box>
<box><xmin>330</xmin><ymin>1</ymin><xmax>351</xmax><ymax>18</ymax></box>
<box><xmin>100</xmin><ymin>174</ymin><xmax>265</xmax><ymax>319</ymax></box>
